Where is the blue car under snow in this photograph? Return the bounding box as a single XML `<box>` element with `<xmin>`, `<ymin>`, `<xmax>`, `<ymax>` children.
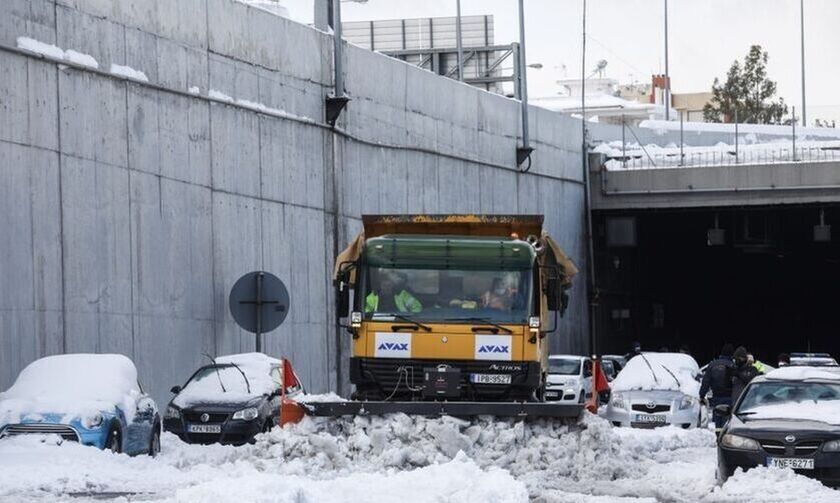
<box><xmin>0</xmin><ymin>354</ymin><xmax>161</xmax><ymax>456</ymax></box>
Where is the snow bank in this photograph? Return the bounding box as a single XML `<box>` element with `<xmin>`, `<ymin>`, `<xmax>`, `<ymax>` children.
<box><xmin>611</xmin><ymin>353</ymin><xmax>700</xmax><ymax>396</ymax></box>
<box><xmin>0</xmin><ymin>354</ymin><xmax>141</xmax><ymax>424</ymax></box>
<box><xmin>110</xmin><ymin>63</ymin><xmax>149</xmax><ymax>82</ymax></box>
<box><xmin>172</xmin><ymin>451</ymin><xmax>526</xmax><ymax>503</ymax></box>
<box><xmin>172</xmin><ymin>353</ymin><xmax>280</xmax><ymax>407</ymax></box>
<box><xmin>3</xmin><ymin>412</ymin><xmax>834</xmax><ymax>502</ymax></box>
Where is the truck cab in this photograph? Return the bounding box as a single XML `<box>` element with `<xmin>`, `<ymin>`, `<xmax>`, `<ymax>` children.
<box><xmin>334</xmin><ymin>215</ymin><xmax>576</xmax><ymax>402</ymax></box>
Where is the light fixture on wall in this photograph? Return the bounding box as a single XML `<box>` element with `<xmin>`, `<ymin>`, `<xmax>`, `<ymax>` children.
<box><xmin>707</xmin><ymin>213</ymin><xmax>725</xmax><ymax>246</ymax></box>
<box><xmin>814</xmin><ymin>209</ymin><xmax>831</xmax><ymax>242</ymax></box>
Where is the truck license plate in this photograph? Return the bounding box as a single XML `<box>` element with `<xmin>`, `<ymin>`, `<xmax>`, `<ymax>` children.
<box><xmin>634</xmin><ymin>414</ymin><xmax>666</xmax><ymax>424</ymax></box>
<box><xmin>187</xmin><ymin>424</ymin><xmax>221</xmax><ymax>434</ymax></box>
<box><xmin>470</xmin><ymin>374</ymin><xmax>511</xmax><ymax>384</ymax></box>
<box><xmin>767</xmin><ymin>457</ymin><xmax>814</xmax><ymax>470</ymax></box>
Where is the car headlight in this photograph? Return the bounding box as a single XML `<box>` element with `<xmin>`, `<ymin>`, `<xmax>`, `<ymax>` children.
<box><xmin>82</xmin><ymin>413</ymin><xmax>103</xmax><ymax>429</ymax></box>
<box><xmin>720</xmin><ymin>433</ymin><xmax>760</xmax><ymax>451</ymax></box>
<box><xmin>164</xmin><ymin>406</ymin><xmax>181</xmax><ymax>419</ymax></box>
<box><xmin>232</xmin><ymin>407</ymin><xmax>259</xmax><ymax>421</ymax></box>
<box><xmin>679</xmin><ymin>396</ymin><xmax>696</xmax><ymax>410</ymax></box>
<box><xmin>823</xmin><ymin>439</ymin><xmax>840</xmax><ymax>452</ymax></box>
<box><xmin>611</xmin><ymin>392</ymin><xmax>625</xmax><ymax>409</ymax></box>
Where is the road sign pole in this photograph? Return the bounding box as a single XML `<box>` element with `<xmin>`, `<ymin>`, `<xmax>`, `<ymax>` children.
<box><xmin>255</xmin><ymin>272</ymin><xmax>263</xmax><ymax>352</ymax></box>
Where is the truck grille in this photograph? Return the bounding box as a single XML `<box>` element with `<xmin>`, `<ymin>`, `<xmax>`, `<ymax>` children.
<box><xmin>356</xmin><ymin>358</ymin><xmax>534</xmax><ymax>400</ymax></box>
<box><xmin>2</xmin><ymin>424</ymin><xmax>79</xmax><ymax>441</ymax></box>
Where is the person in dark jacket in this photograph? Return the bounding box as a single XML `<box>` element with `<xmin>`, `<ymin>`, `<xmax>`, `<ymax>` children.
<box><xmin>624</xmin><ymin>341</ymin><xmax>642</xmax><ymax>362</ymax></box>
<box><xmin>731</xmin><ymin>346</ymin><xmax>760</xmax><ymax>404</ymax></box>
<box><xmin>700</xmin><ymin>343</ymin><xmax>735</xmax><ymax>430</ymax></box>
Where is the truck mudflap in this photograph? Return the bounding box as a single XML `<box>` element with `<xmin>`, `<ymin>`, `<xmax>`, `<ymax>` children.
<box><xmin>300</xmin><ymin>400</ymin><xmax>584</xmax><ymax>419</ymax></box>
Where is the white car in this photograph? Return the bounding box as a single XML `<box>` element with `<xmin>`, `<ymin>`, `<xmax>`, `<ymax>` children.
<box><xmin>601</xmin><ymin>352</ymin><xmax>706</xmax><ymax>429</ymax></box>
<box><xmin>545</xmin><ymin>355</ymin><xmax>592</xmax><ymax>403</ymax></box>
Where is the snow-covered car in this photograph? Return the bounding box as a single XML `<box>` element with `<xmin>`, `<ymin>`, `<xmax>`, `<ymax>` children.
<box><xmin>545</xmin><ymin>355</ymin><xmax>592</xmax><ymax>403</ymax></box>
<box><xmin>602</xmin><ymin>352</ymin><xmax>705</xmax><ymax>429</ymax></box>
<box><xmin>0</xmin><ymin>354</ymin><xmax>160</xmax><ymax>455</ymax></box>
<box><xmin>164</xmin><ymin>353</ymin><xmax>303</xmax><ymax>445</ymax></box>
<box><xmin>717</xmin><ymin>366</ymin><xmax>840</xmax><ymax>486</ymax></box>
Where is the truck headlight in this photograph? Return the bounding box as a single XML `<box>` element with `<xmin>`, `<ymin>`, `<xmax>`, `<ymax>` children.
<box><xmin>232</xmin><ymin>407</ymin><xmax>259</xmax><ymax>421</ymax></box>
<box><xmin>164</xmin><ymin>406</ymin><xmax>180</xmax><ymax>419</ymax></box>
<box><xmin>679</xmin><ymin>396</ymin><xmax>696</xmax><ymax>410</ymax></box>
<box><xmin>611</xmin><ymin>392</ymin><xmax>625</xmax><ymax>409</ymax></box>
<box><xmin>82</xmin><ymin>413</ymin><xmax>103</xmax><ymax>429</ymax></box>
<box><xmin>823</xmin><ymin>439</ymin><xmax>840</xmax><ymax>452</ymax></box>
<box><xmin>720</xmin><ymin>433</ymin><xmax>760</xmax><ymax>451</ymax></box>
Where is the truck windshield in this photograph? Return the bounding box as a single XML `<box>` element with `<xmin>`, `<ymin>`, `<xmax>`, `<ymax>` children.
<box><xmin>361</xmin><ymin>266</ymin><xmax>532</xmax><ymax>324</ymax></box>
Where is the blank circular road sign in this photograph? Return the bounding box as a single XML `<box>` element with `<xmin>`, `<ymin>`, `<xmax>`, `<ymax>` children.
<box><xmin>228</xmin><ymin>271</ymin><xmax>290</xmax><ymax>334</ymax></box>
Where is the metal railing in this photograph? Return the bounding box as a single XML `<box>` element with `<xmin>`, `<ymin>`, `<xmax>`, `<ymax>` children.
<box><xmin>599</xmin><ymin>114</ymin><xmax>840</xmax><ymax>170</ymax></box>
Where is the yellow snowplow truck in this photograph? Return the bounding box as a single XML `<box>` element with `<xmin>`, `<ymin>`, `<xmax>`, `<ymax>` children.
<box><xmin>308</xmin><ymin>214</ymin><xmax>581</xmax><ymax>418</ymax></box>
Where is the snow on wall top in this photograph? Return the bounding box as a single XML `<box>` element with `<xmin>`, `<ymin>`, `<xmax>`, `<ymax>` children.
<box><xmin>611</xmin><ymin>352</ymin><xmax>700</xmax><ymax>395</ymax></box>
<box><xmin>0</xmin><ymin>354</ymin><xmax>141</xmax><ymax>423</ymax></box>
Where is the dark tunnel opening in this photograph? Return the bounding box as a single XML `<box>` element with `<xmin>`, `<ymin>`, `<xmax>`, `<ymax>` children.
<box><xmin>593</xmin><ymin>204</ymin><xmax>840</xmax><ymax>368</ymax></box>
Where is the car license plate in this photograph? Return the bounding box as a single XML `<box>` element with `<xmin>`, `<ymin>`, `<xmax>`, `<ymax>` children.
<box><xmin>545</xmin><ymin>391</ymin><xmax>560</xmax><ymax>398</ymax></box>
<box><xmin>634</xmin><ymin>414</ymin><xmax>666</xmax><ymax>424</ymax></box>
<box><xmin>470</xmin><ymin>373</ymin><xmax>511</xmax><ymax>384</ymax></box>
<box><xmin>187</xmin><ymin>424</ymin><xmax>221</xmax><ymax>434</ymax></box>
<box><xmin>767</xmin><ymin>457</ymin><xmax>814</xmax><ymax>470</ymax></box>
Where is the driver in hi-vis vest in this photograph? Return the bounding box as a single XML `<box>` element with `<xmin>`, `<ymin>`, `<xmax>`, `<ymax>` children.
<box><xmin>365</xmin><ymin>272</ymin><xmax>422</xmax><ymax>313</ymax></box>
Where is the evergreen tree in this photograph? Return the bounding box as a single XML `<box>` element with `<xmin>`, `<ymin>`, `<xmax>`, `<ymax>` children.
<box><xmin>702</xmin><ymin>45</ymin><xmax>788</xmax><ymax>124</ymax></box>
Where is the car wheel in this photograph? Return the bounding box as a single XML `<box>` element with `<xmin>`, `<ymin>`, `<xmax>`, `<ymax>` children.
<box><xmin>578</xmin><ymin>390</ymin><xmax>585</xmax><ymax>404</ymax></box>
<box><xmin>107</xmin><ymin>427</ymin><xmax>121</xmax><ymax>454</ymax></box>
<box><xmin>148</xmin><ymin>427</ymin><xmax>161</xmax><ymax>457</ymax></box>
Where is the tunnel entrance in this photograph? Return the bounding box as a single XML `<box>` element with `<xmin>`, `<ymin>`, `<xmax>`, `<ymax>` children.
<box><xmin>592</xmin><ymin>204</ymin><xmax>840</xmax><ymax>367</ymax></box>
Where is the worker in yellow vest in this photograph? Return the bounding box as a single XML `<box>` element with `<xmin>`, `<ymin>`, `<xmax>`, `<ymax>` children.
<box><xmin>365</xmin><ymin>273</ymin><xmax>422</xmax><ymax>313</ymax></box>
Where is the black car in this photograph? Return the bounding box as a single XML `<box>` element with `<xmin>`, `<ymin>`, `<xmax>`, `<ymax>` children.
<box><xmin>163</xmin><ymin>353</ymin><xmax>303</xmax><ymax>445</ymax></box>
<box><xmin>717</xmin><ymin>367</ymin><xmax>840</xmax><ymax>486</ymax></box>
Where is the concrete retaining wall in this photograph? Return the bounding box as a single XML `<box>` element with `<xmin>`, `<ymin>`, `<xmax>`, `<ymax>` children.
<box><xmin>0</xmin><ymin>0</ymin><xmax>588</xmax><ymax>404</ymax></box>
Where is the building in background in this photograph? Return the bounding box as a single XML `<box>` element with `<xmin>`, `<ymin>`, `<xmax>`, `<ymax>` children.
<box><xmin>343</xmin><ymin>16</ymin><xmax>514</xmax><ymax>95</ymax></box>
<box><xmin>532</xmin><ymin>78</ymin><xmax>664</xmax><ymax>125</ymax></box>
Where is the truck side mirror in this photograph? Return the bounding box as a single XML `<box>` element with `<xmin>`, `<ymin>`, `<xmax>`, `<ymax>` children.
<box><xmin>170</xmin><ymin>385</ymin><xmax>182</xmax><ymax>394</ymax></box>
<box><xmin>334</xmin><ymin>263</ymin><xmax>355</xmax><ymax>319</ymax></box>
<box><xmin>545</xmin><ymin>277</ymin><xmax>563</xmax><ymax>311</ymax></box>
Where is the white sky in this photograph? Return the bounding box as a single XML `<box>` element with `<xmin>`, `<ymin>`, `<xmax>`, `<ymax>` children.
<box><xmin>284</xmin><ymin>0</ymin><xmax>840</xmax><ymax>124</ymax></box>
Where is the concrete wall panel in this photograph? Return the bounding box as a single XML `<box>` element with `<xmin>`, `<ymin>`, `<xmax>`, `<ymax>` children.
<box><xmin>0</xmin><ymin>0</ymin><xmax>587</xmax><ymax>404</ymax></box>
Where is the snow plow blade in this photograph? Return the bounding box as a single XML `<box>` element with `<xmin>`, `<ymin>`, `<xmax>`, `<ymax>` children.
<box><xmin>301</xmin><ymin>401</ymin><xmax>584</xmax><ymax>419</ymax></box>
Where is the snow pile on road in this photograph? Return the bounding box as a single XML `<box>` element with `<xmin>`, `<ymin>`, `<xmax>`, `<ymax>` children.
<box><xmin>172</xmin><ymin>353</ymin><xmax>281</xmax><ymax>407</ymax></box>
<box><xmin>2</xmin><ymin>411</ymin><xmax>839</xmax><ymax>502</ymax></box>
<box><xmin>611</xmin><ymin>353</ymin><xmax>701</xmax><ymax>396</ymax></box>
<box><xmin>0</xmin><ymin>354</ymin><xmax>141</xmax><ymax>423</ymax></box>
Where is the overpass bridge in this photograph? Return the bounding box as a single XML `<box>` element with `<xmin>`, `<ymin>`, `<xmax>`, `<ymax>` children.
<box><xmin>587</xmin><ymin>152</ymin><xmax>840</xmax><ymax>367</ymax></box>
<box><xmin>591</xmin><ymin>156</ymin><xmax>840</xmax><ymax>210</ymax></box>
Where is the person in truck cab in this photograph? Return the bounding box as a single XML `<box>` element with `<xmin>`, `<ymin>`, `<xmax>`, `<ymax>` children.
<box><xmin>480</xmin><ymin>278</ymin><xmax>514</xmax><ymax>310</ymax></box>
<box><xmin>365</xmin><ymin>272</ymin><xmax>423</xmax><ymax>314</ymax></box>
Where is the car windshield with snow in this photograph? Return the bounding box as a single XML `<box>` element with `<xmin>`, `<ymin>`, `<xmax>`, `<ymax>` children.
<box><xmin>717</xmin><ymin>366</ymin><xmax>840</xmax><ymax>486</ymax></box>
<box><xmin>601</xmin><ymin>352</ymin><xmax>705</xmax><ymax>429</ymax></box>
<box><xmin>545</xmin><ymin>355</ymin><xmax>592</xmax><ymax>403</ymax></box>
<box><xmin>0</xmin><ymin>354</ymin><xmax>160</xmax><ymax>456</ymax></box>
<box><xmin>164</xmin><ymin>353</ymin><xmax>303</xmax><ymax>445</ymax></box>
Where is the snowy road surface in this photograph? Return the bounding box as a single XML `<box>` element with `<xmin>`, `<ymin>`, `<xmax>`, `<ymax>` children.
<box><xmin>0</xmin><ymin>413</ymin><xmax>837</xmax><ymax>502</ymax></box>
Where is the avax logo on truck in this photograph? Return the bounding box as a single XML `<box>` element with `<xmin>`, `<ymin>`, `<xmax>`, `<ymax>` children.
<box><xmin>478</xmin><ymin>345</ymin><xmax>509</xmax><ymax>354</ymax></box>
<box><xmin>378</xmin><ymin>343</ymin><xmax>409</xmax><ymax>351</ymax></box>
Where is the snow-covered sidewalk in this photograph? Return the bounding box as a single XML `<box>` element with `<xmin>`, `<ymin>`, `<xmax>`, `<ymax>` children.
<box><xmin>0</xmin><ymin>413</ymin><xmax>837</xmax><ymax>502</ymax></box>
